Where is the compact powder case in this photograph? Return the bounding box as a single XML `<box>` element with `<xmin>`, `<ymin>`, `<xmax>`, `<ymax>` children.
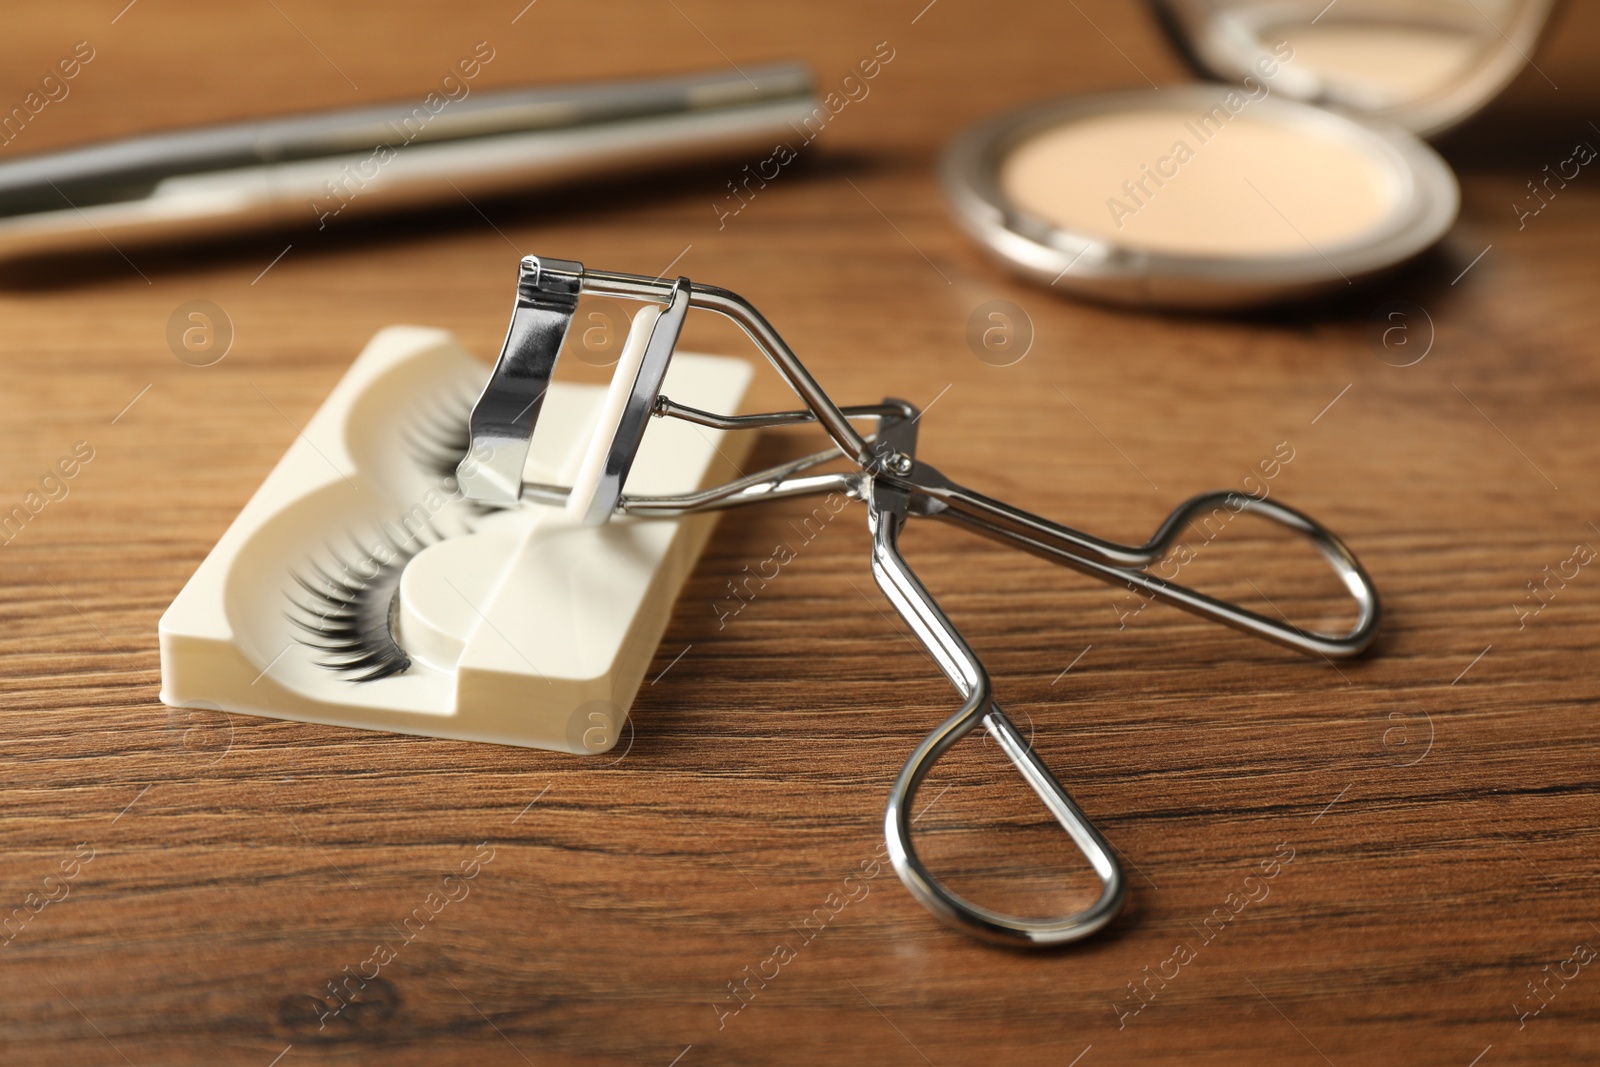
<box><xmin>942</xmin><ymin>0</ymin><xmax>1558</xmax><ymax>308</ymax></box>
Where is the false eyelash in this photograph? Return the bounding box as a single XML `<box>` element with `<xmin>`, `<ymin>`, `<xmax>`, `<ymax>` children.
<box><xmin>404</xmin><ymin>388</ymin><xmax>479</xmax><ymax>485</ymax></box>
<box><xmin>286</xmin><ymin>525</ymin><xmax>447</xmax><ymax>681</ymax></box>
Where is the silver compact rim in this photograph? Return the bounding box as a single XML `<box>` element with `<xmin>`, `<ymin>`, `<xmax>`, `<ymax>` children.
<box><xmin>941</xmin><ymin>86</ymin><xmax>1460</xmax><ymax>309</ymax></box>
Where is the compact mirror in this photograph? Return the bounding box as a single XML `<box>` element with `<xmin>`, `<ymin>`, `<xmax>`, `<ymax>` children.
<box><xmin>942</xmin><ymin>0</ymin><xmax>1558</xmax><ymax>309</ymax></box>
<box><xmin>1152</xmin><ymin>0</ymin><xmax>1560</xmax><ymax>136</ymax></box>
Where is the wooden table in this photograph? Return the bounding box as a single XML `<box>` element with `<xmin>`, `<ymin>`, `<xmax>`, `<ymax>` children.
<box><xmin>3</xmin><ymin>2</ymin><xmax>1598</xmax><ymax>1063</ymax></box>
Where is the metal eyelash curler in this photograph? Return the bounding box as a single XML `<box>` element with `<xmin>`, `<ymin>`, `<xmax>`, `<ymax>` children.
<box><xmin>460</xmin><ymin>255</ymin><xmax>1382</xmax><ymax>948</ymax></box>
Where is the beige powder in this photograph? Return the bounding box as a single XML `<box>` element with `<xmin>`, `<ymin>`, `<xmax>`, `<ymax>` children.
<box><xmin>999</xmin><ymin>108</ymin><xmax>1400</xmax><ymax>257</ymax></box>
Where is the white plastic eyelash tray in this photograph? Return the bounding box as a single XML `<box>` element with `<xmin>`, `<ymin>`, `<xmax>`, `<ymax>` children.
<box><xmin>158</xmin><ymin>324</ymin><xmax>752</xmax><ymax>752</ymax></box>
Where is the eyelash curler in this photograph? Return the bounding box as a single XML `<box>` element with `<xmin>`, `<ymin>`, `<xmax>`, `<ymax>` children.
<box><xmin>458</xmin><ymin>255</ymin><xmax>1382</xmax><ymax>948</ymax></box>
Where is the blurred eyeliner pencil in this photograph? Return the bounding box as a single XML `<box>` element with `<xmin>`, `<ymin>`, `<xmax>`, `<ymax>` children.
<box><xmin>0</xmin><ymin>62</ymin><xmax>815</xmax><ymax>260</ymax></box>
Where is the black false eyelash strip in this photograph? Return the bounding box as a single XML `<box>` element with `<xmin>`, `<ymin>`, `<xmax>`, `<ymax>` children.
<box><xmin>403</xmin><ymin>388</ymin><xmax>478</xmax><ymax>485</ymax></box>
<box><xmin>286</xmin><ymin>526</ymin><xmax>446</xmax><ymax>681</ymax></box>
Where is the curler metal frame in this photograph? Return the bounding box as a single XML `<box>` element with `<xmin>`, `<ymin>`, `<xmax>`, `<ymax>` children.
<box><xmin>461</xmin><ymin>255</ymin><xmax>1382</xmax><ymax>948</ymax></box>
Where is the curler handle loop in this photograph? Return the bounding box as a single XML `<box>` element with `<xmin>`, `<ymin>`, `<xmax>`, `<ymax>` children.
<box><xmin>869</xmin><ymin>483</ymin><xmax>1126</xmax><ymax>947</ymax></box>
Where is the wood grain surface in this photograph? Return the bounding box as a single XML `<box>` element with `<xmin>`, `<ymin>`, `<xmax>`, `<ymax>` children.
<box><xmin>2</xmin><ymin>2</ymin><xmax>1599</xmax><ymax>1064</ymax></box>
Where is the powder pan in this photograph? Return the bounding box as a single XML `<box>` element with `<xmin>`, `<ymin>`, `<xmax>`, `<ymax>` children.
<box><xmin>941</xmin><ymin>86</ymin><xmax>1459</xmax><ymax>309</ymax></box>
